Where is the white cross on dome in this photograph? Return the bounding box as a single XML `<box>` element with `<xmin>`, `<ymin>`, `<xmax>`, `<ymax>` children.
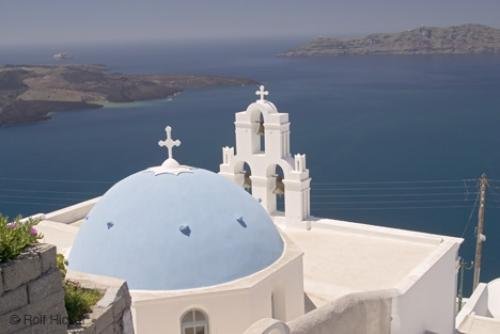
<box><xmin>158</xmin><ymin>126</ymin><xmax>181</xmax><ymax>161</ymax></box>
<box><xmin>149</xmin><ymin>125</ymin><xmax>192</xmax><ymax>176</ymax></box>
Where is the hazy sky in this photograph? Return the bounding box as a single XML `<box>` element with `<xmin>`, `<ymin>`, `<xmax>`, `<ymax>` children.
<box><xmin>1</xmin><ymin>0</ymin><xmax>500</xmax><ymax>45</ymax></box>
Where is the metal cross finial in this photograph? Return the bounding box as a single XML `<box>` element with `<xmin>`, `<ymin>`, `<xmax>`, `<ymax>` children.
<box><xmin>158</xmin><ymin>126</ymin><xmax>181</xmax><ymax>160</ymax></box>
<box><xmin>255</xmin><ymin>85</ymin><xmax>269</xmax><ymax>101</ymax></box>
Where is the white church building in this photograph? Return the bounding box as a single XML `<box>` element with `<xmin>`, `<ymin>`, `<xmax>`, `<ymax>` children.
<box><xmin>35</xmin><ymin>86</ymin><xmax>490</xmax><ymax>334</ymax></box>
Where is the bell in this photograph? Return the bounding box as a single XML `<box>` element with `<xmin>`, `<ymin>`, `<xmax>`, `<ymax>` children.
<box><xmin>256</xmin><ymin>120</ymin><xmax>265</xmax><ymax>135</ymax></box>
<box><xmin>243</xmin><ymin>170</ymin><xmax>252</xmax><ymax>192</ymax></box>
<box><xmin>273</xmin><ymin>175</ymin><xmax>285</xmax><ymax>197</ymax></box>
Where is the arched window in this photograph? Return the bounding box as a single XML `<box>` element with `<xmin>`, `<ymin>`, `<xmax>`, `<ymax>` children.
<box><xmin>181</xmin><ymin>309</ymin><xmax>209</xmax><ymax>334</ymax></box>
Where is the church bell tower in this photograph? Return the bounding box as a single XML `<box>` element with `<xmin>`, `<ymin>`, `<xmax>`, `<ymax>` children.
<box><xmin>219</xmin><ymin>86</ymin><xmax>311</xmax><ymax>223</ymax></box>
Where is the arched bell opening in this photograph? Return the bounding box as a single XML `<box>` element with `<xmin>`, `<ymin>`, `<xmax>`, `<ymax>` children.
<box><xmin>250</xmin><ymin>107</ymin><xmax>267</xmax><ymax>154</ymax></box>
<box><xmin>235</xmin><ymin>161</ymin><xmax>253</xmax><ymax>195</ymax></box>
<box><xmin>257</xmin><ymin>112</ymin><xmax>265</xmax><ymax>153</ymax></box>
<box><xmin>268</xmin><ymin>164</ymin><xmax>286</xmax><ymax>215</ymax></box>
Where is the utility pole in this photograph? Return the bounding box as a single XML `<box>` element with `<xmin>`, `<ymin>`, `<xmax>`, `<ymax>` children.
<box><xmin>472</xmin><ymin>173</ymin><xmax>488</xmax><ymax>291</ymax></box>
<box><xmin>457</xmin><ymin>257</ymin><xmax>473</xmax><ymax>311</ymax></box>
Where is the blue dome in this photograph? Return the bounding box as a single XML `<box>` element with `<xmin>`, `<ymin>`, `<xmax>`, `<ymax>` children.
<box><xmin>68</xmin><ymin>168</ymin><xmax>284</xmax><ymax>290</ymax></box>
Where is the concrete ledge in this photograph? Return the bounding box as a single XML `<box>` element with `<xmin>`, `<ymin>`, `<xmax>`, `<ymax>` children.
<box><xmin>287</xmin><ymin>290</ymin><xmax>395</xmax><ymax>334</ymax></box>
<box><xmin>458</xmin><ymin>314</ymin><xmax>500</xmax><ymax>333</ymax></box>
<box><xmin>244</xmin><ymin>290</ymin><xmax>395</xmax><ymax>334</ymax></box>
<box><xmin>66</xmin><ymin>270</ymin><xmax>133</xmax><ymax>334</ymax></box>
<box><xmin>244</xmin><ymin>318</ymin><xmax>290</xmax><ymax>334</ymax></box>
<box><xmin>44</xmin><ymin>198</ymin><xmax>99</xmax><ymax>224</ymax></box>
<box><xmin>37</xmin><ymin>221</ymin><xmax>80</xmax><ymax>257</ymax></box>
<box><xmin>456</xmin><ymin>283</ymin><xmax>489</xmax><ymax>328</ymax></box>
<box><xmin>280</xmin><ymin>217</ymin><xmax>462</xmax><ymax>246</ymax></box>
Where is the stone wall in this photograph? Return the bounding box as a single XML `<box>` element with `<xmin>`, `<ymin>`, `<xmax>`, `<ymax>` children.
<box><xmin>0</xmin><ymin>243</ymin><xmax>134</xmax><ymax>334</ymax></box>
<box><xmin>0</xmin><ymin>243</ymin><xmax>68</xmax><ymax>334</ymax></box>
<box><xmin>66</xmin><ymin>271</ymin><xmax>134</xmax><ymax>334</ymax></box>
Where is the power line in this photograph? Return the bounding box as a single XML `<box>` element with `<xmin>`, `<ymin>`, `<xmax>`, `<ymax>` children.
<box><xmin>0</xmin><ymin>188</ymin><xmax>100</xmax><ymax>196</ymax></box>
<box><xmin>313</xmin><ymin>198</ymin><xmax>478</xmax><ymax>205</ymax></box>
<box><xmin>0</xmin><ymin>175</ymin><xmax>491</xmax><ymax>186</ymax></box>
<box><xmin>0</xmin><ymin>176</ymin><xmax>114</xmax><ymax>184</ymax></box>
<box><xmin>464</xmin><ymin>179</ymin><xmax>472</xmax><ymax>201</ymax></box>
<box><xmin>312</xmin><ymin>178</ymin><xmax>477</xmax><ymax>185</ymax></box>
<box><xmin>461</xmin><ymin>192</ymin><xmax>480</xmax><ymax>238</ymax></box>
<box><xmin>312</xmin><ymin>192</ymin><xmax>478</xmax><ymax>198</ymax></box>
<box><xmin>0</xmin><ymin>194</ymin><xmax>89</xmax><ymax>201</ymax></box>
<box><xmin>312</xmin><ymin>185</ymin><xmax>470</xmax><ymax>191</ymax></box>
<box><xmin>488</xmin><ymin>186</ymin><xmax>500</xmax><ymax>197</ymax></box>
<box><xmin>0</xmin><ymin>200</ymin><xmax>76</xmax><ymax>207</ymax></box>
<box><xmin>311</xmin><ymin>205</ymin><xmax>473</xmax><ymax>211</ymax></box>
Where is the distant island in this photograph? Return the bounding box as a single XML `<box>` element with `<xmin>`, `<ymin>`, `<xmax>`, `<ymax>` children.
<box><xmin>0</xmin><ymin>64</ymin><xmax>255</xmax><ymax>125</ymax></box>
<box><xmin>282</xmin><ymin>24</ymin><xmax>500</xmax><ymax>57</ymax></box>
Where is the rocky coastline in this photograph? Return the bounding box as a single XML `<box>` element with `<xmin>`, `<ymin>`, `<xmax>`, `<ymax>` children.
<box><xmin>0</xmin><ymin>64</ymin><xmax>256</xmax><ymax>126</ymax></box>
<box><xmin>283</xmin><ymin>24</ymin><xmax>500</xmax><ymax>57</ymax></box>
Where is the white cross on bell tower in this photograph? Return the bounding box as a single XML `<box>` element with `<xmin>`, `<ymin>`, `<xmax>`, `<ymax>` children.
<box><xmin>255</xmin><ymin>85</ymin><xmax>269</xmax><ymax>101</ymax></box>
<box><xmin>159</xmin><ymin>126</ymin><xmax>181</xmax><ymax>162</ymax></box>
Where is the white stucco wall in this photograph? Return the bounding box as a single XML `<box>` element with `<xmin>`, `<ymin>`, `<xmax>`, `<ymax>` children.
<box><xmin>131</xmin><ymin>254</ymin><xmax>304</xmax><ymax>334</ymax></box>
<box><xmin>391</xmin><ymin>240</ymin><xmax>460</xmax><ymax>334</ymax></box>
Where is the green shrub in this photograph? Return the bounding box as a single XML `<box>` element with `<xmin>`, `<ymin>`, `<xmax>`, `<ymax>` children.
<box><xmin>57</xmin><ymin>253</ymin><xmax>68</xmax><ymax>278</ymax></box>
<box><xmin>64</xmin><ymin>281</ymin><xmax>103</xmax><ymax>325</ymax></box>
<box><xmin>0</xmin><ymin>214</ymin><xmax>42</xmax><ymax>262</ymax></box>
<box><xmin>57</xmin><ymin>254</ymin><xmax>103</xmax><ymax>325</ymax></box>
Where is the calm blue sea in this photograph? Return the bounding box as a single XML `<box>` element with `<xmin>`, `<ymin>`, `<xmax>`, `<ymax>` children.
<box><xmin>1</xmin><ymin>39</ymin><xmax>500</xmax><ymax>292</ymax></box>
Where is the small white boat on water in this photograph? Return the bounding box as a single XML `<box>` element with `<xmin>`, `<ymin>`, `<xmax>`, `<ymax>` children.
<box><xmin>53</xmin><ymin>52</ymin><xmax>72</xmax><ymax>60</ymax></box>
